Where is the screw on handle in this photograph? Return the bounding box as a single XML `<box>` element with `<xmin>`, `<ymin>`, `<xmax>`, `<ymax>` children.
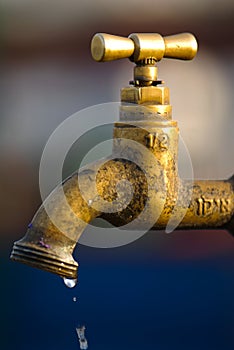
<box><xmin>91</xmin><ymin>32</ymin><xmax>198</xmax><ymax>63</ymax></box>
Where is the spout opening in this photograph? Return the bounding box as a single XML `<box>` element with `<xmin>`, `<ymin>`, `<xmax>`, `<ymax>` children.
<box><xmin>10</xmin><ymin>242</ymin><xmax>78</xmax><ymax>279</ymax></box>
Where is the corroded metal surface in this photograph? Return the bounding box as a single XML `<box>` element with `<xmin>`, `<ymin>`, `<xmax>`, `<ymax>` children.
<box><xmin>11</xmin><ymin>32</ymin><xmax>233</xmax><ymax>279</ymax></box>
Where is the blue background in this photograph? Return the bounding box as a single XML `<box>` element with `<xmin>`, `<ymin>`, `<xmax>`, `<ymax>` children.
<box><xmin>2</xmin><ymin>230</ymin><xmax>234</xmax><ymax>350</ymax></box>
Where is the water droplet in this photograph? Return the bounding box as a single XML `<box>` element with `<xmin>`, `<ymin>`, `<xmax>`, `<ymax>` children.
<box><xmin>76</xmin><ymin>326</ymin><xmax>88</xmax><ymax>349</ymax></box>
<box><xmin>63</xmin><ymin>277</ymin><xmax>77</xmax><ymax>288</ymax></box>
<box><xmin>73</xmin><ymin>297</ymin><xmax>77</xmax><ymax>302</ymax></box>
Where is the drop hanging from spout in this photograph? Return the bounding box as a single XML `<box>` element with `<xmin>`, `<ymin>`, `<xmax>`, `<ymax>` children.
<box><xmin>63</xmin><ymin>277</ymin><xmax>78</xmax><ymax>288</ymax></box>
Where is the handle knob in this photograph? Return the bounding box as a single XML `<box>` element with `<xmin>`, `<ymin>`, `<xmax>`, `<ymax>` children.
<box><xmin>91</xmin><ymin>32</ymin><xmax>198</xmax><ymax>63</ymax></box>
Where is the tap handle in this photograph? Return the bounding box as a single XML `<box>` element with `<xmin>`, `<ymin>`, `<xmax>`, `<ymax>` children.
<box><xmin>91</xmin><ymin>32</ymin><xmax>198</xmax><ymax>63</ymax></box>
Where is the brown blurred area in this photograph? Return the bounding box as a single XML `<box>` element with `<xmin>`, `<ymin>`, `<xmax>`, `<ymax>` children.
<box><xmin>0</xmin><ymin>0</ymin><xmax>234</xmax><ymax>257</ymax></box>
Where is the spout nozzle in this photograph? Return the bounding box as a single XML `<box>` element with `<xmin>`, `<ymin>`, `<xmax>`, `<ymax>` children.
<box><xmin>10</xmin><ymin>165</ymin><xmax>103</xmax><ymax>280</ymax></box>
<box><xmin>10</xmin><ymin>239</ymin><xmax>78</xmax><ymax>279</ymax></box>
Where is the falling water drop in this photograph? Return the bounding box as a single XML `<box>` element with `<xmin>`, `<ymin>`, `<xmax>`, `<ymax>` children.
<box><xmin>63</xmin><ymin>277</ymin><xmax>77</xmax><ymax>288</ymax></box>
<box><xmin>76</xmin><ymin>326</ymin><xmax>88</xmax><ymax>350</ymax></box>
<box><xmin>73</xmin><ymin>297</ymin><xmax>77</xmax><ymax>302</ymax></box>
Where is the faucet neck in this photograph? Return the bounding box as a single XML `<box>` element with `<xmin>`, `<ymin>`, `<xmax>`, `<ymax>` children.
<box><xmin>113</xmin><ymin>61</ymin><xmax>178</xmax><ymax>198</ymax></box>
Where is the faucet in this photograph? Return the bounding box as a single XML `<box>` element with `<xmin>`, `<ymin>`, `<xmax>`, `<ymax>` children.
<box><xmin>10</xmin><ymin>32</ymin><xmax>234</xmax><ymax>282</ymax></box>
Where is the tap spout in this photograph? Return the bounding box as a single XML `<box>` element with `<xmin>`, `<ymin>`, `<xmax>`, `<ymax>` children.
<box><xmin>10</xmin><ymin>160</ymin><xmax>103</xmax><ymax>280</ymax></box>
<box><xmin>10</xmin><ymin>157</ymin><xmax>150</xmax><ymax>279</ymax></box>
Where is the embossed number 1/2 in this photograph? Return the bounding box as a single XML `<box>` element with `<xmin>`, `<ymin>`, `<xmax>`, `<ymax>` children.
<box><xmin>145</xmin><ymin>132</ymin><xmax>169</xmax><ymax>150</ymax></box>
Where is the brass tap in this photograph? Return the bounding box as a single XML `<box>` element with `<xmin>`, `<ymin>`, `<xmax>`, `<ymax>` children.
<box><xmin>11</xmin><ymin>33</ymin><xmax>234</xmax><ymax>281</ymax></box>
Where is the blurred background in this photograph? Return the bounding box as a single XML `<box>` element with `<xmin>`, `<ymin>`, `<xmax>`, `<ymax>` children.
<box><xmin>1</xmin><ymin>1</ymin><xmax>234</xmax><ymax>349</ymax></box>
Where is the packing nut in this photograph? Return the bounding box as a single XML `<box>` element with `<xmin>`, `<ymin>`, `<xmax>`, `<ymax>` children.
<box><xmin>121</xmin><ymin>86</ymin><xmax>170</xmax><ymax>105</ymax></box>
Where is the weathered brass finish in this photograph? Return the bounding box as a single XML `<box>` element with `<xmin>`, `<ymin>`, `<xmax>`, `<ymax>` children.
<box><xmin>11</xmin><ymin>32</ymin><xmax>233</xmax><ymax>280</ymax></box>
